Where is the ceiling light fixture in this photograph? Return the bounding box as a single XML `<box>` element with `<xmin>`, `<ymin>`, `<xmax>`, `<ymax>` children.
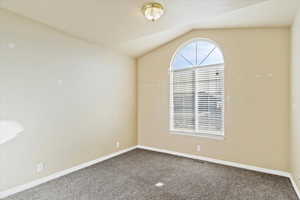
<box><xmin>142</xmin><ymin>2</ymin><xmax>164</xmax><ymax>22</ymax></box>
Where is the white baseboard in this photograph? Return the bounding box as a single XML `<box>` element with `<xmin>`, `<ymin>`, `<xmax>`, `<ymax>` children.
<box><xmin>137</xmin><ymin>145</ymin><xmax>300</xmax><ymax>199</ymax></box>
<box><xmin>289</xmin><ymin>175</ymin><xmax>300</xmax><ymax>199</ymax></box>
<box><xmin>137</xmin><ymin>145</ymin><xmax>290</xmax><ymax>177</ymax></box>
<box><xmin>0</xmin><ymin>146</ymin><xmax>137</xmax><ymax>199</ymax></box>
<box><xmin>1</xmin><ymin>145</ymin><xmax>299</xmax><ymax>200</ymax></box>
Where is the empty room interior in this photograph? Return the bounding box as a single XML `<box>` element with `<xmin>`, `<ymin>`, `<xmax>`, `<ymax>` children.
<box><xmin>1</xmin><ymin>0</ymin><xmax>300</xmax><ymax>199</ymax></box>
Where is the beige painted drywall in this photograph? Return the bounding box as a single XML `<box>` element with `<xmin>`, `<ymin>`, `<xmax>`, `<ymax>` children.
<box><xmin>0</xmin><ymin>9</ymin><xmax>137</xmax><ymax>191</ymax></box>
<box><xmin>138</xmin><ymin>28</ymin><xmax>290</xmax><ymax>171</ymax></box>
<box><xmin>291</xmin><ymin>8</ymin><xmax>300</xmax><ymax>192</ymax></box>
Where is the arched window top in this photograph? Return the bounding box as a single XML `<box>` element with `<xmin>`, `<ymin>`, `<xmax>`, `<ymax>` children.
<box><xmin>171</xmin><ymin>40</ymin><xmax>224</xmax><ymax>71</ymax></box>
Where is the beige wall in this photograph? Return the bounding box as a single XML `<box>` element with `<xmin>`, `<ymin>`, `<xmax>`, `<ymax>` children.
<box><xmin>138</xmin><ymin>28</ymin><xmax>290</xmax><ymax>171</ymax></box>
<box><xmin>291</xmin><ymin>9</ymin><xmax>300</xmax><ymax>191</ymax></box>
<box><xmin>0</xmin><ymin>6</ymin><xmax>294</xmax><ymax>193</ymax></box>
<box><xmin>0</xmin><ymin>9</ymin><xmax>137</xmax><ymax>191</ymax></box>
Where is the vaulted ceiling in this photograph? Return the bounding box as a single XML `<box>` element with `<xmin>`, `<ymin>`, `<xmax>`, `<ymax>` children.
<box><xmin>1</xmin><ymin>0</ymin><xmax>299</xmax><ymax>57</ymax></box>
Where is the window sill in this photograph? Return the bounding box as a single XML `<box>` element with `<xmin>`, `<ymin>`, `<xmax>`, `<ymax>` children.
<box><xmin>169</xmin><ymin>130</ymin><xmax>225</xmax><ymax>140</ymax></box>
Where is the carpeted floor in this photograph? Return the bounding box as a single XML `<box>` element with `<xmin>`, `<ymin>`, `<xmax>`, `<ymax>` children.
<box><xmin>4</xmin><ymin>149</ymin><xmax>298</xmax><ymax>200</ymax></box>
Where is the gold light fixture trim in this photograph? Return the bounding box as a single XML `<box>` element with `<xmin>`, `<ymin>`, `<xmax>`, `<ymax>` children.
<box><xmin>142</xmin><ymin>2</ymin><xmax>165</xmax><ymax>21</ymax></box>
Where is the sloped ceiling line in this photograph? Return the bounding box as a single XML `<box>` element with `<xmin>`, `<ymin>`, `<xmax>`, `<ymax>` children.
<box><xmin>1</xmin><ymin>0</ymin><xmax>299</xmax><ymax>57</ymax></box>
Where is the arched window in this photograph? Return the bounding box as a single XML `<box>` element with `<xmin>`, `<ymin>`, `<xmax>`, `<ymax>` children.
<box><xmin>169</xmin><ymin>39</ymin><xmax>224</xmax><ymax>137</ymax></box>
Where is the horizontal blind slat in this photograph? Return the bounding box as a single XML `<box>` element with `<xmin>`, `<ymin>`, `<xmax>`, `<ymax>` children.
<box><xmin>170</xmin><ymin>64</ymin><xmax>224</xmax><ymax>135</ymax></box>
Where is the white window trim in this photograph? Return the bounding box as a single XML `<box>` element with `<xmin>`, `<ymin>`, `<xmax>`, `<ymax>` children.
<box><xmin>169</xmin><ymin>129</ymin><xmax>225</xmax><ymax>140</ymax></box>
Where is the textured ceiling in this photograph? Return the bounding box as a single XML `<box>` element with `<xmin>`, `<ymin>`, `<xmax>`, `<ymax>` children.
<box><xmin>1</xmin><ymin>0</ymin><xmax>299</xmax><ymax>57</ymax></box>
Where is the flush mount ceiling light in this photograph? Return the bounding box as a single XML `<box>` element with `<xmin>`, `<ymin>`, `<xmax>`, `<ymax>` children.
<box><xmin>0</xmin><ymin>120</ymin><xmax>23</xmax><ymax>144</ymax></box>
<box><xmin>142</xmin><ymin>2</ymin><xmax>164</xmax><ymax>21</ymax></box>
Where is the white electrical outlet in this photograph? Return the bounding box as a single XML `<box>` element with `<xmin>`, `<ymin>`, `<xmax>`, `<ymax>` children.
<box><xmin>196</xmin><ymin>145</ymin><xmax>201</xmax><ymax>152</ymax></box>
<box><xmin>116</xmin><ymin>141</ymin><xmax>120</xmax><ymax>148</ymax></box>
<box><xmin>36</xmin><ymin>163</ymin><xmax>44</xmax><ymax>173</ymax></box>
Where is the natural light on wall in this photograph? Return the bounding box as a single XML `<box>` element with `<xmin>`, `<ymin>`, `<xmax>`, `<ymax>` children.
<box><xmin>0</xmin><ymin>120</ymin><xmax>23</xmax><ymax>144</ymax></box>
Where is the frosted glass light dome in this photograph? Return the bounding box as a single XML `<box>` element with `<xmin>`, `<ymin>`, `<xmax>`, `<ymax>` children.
<box><xmin>0</xmin><ymin>120</ymin><xmax>23</xmax><ymax>144</ymax></box>
<box><xmin>142</xmin><ymin>2</ymin><xmax>164</xmax><ymax>21</ymax></box>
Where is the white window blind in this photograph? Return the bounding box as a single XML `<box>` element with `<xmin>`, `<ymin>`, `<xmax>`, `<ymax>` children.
<box><xmin>170</xmin><ymin>40</ymin><xmax>224</xmax><ymax>136</ymax></box>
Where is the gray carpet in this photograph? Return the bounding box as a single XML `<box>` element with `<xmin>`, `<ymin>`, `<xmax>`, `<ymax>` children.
<box><xmin>4</xmin><ymin>149</ymin><xmax>298</xmax><ymax>200</ymax></box>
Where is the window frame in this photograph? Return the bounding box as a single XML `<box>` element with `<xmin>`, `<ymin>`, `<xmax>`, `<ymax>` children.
<box><xmin>169</xmin><ymin>38</ymin><xmax>225</xmax><ymax>140</ymax></box>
